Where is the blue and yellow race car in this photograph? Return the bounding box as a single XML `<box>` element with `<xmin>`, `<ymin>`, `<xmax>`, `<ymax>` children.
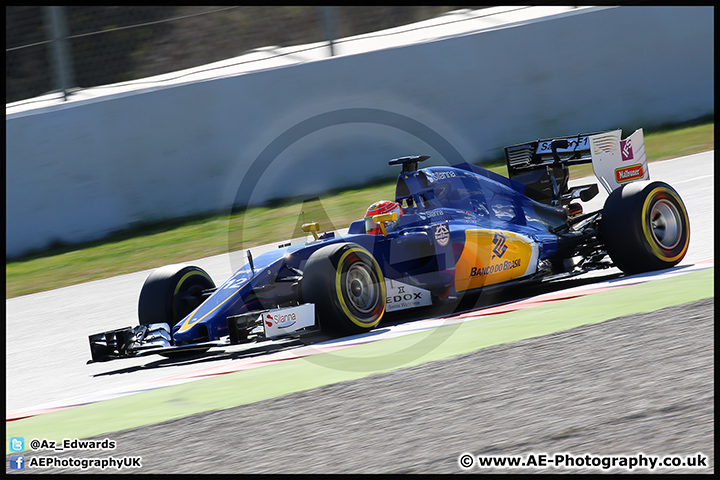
<box><xmin>89</xmin><ymin>128</ymin><xmax>690</xmax><ymax>362</ymax></box>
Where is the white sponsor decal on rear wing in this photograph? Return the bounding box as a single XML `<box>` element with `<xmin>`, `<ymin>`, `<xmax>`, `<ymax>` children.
<box><xmin>589</xmin><ymin>128</ymin><xmax>649</xmax><ymax>193</ymax></box>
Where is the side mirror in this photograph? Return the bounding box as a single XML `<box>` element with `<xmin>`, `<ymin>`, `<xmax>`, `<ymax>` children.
<box><xmin>372</xmin><ymin>212</ymin><xmax>398</xmax><ymax>236</ymax></box>
<box><xmin>302</xmin><ymin>222</ymin><xmax>320</xmax><ymax>240</ymax></box>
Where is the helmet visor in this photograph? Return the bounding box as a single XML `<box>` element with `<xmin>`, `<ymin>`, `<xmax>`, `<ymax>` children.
<box><xmin>365</xmin><ymin>216</ymin><xmax>380</xmax><ymax>234</ymax></box>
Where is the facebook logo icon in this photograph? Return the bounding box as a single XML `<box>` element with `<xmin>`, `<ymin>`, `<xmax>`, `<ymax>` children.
<box><xmin>10</xmin><ymin>455</ymin><xmax>25</xmax><ymax>470</ymax></box>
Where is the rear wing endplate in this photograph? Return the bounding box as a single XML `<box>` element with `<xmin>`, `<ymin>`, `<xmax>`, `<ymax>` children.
<box><xmin>587</xmin><ymin>128</ymin><xmax>648</xmax><ymax>193</ymax></box>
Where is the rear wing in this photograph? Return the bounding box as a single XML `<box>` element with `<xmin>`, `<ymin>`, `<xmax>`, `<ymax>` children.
<box><xmin>504</xmin><ymin>128</ymin><xmax>648</xmax><ymax>198</ymax></box>
<box><xmin>505</xmin><ymin>132</ymin><xmax>596</xmax><ymax>171</ymax></box>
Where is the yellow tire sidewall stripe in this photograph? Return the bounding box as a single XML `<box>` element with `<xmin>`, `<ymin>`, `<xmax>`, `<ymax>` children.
<box><xmin>641</xmin><ymin>187</ymin><xmax>689</xmax><ymax>263</ymax></box>
<box><xmin>335</xmin><ymin>247</ymin><xmax>386</xmax><ymax>329</ymax></box>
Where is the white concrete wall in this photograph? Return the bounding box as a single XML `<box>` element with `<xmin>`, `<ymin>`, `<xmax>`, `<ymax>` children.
<box><xmin>6</xmin><ymin>6</ymin><xmax>714</xmax><ymax>257</ymax></box>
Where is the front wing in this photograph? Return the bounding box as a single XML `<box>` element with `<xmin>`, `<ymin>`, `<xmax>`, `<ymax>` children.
<box><xmin>87</xmin><ymin>304</ymin><xmax>317</xmax><ymax>363</ymax></box>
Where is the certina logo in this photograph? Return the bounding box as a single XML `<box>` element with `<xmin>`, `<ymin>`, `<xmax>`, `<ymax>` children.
<box><xmin>265</xmin><ymin>312</ymin><xmax>296</xmax><ymax>328</ymax></box>
<box><xmin>615</xmin><ymin>164</ymin><xmax>644</xmax><ymax>183</ymax></box>
<box><xmin>492</xmin><ymin>232</ymin><xmax>508</xmax><ymax>259</ymax></box>
<box><xmin>470</xmin><ymin>258</ymin><xmax>521</xmax><ymax>277</ymax></box>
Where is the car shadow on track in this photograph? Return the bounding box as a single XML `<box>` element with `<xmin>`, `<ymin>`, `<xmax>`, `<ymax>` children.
<box><xmin>89</xmin><ymin>338</ymin><xmax>315</xmax><ymax>377</ymax></box>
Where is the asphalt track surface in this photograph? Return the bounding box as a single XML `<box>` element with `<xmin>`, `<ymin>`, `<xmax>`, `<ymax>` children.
<box><xmin>6</xmin><ymin>152</ymin><xmax>714</xmax><ymax>473</ymax></box>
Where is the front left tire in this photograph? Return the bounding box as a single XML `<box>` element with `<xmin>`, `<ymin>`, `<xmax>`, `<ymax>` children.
<box><xmin>301</xmin><ymin>243</ymin><xmax>386</xmax><ymax>335</ymax></box>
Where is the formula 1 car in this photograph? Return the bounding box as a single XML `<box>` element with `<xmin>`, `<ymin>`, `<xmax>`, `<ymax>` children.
<box><xmin>88</xmin><ymin>128</ymin><xmax>690</xmax><ymax>362</ymax></box>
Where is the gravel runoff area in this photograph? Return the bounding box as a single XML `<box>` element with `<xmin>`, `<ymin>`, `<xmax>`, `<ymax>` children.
<box><xmin>9</xmin><ymin>298</ymin><xmax>713</xmax><ymax>474</ymax></box>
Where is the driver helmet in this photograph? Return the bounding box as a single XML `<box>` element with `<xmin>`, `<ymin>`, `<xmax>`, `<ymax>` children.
<box><xmin>364</xmin><ymin>200</ymin><xmax>403</xmax><ymax>235</ymax></box>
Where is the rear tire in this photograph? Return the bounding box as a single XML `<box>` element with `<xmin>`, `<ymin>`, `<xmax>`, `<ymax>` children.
<box><xmin>301</xmin><ymin>243</ymin><xmax>386</xmax><ymax>335</ymax></box>
<box><xmin>137</xmin><ymin>264</ymin><xmax>215</xmax><ymax>329</ymax></box>
<box><xmin>601</xmin><ymin>181</ymin><xmax>689</xmax><ymax>274</ymax></box>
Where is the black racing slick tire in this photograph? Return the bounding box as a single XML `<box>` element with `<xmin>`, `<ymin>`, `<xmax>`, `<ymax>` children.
<box><xmin>301</xmin><ymin>243</ymin><xmax>386</xmax><ymax>336</ymax></box>
<box><xmin>601</xmin><ymin>181</ymin><xmax>690</xmax><ymax>274</ymax></box>
<box><xmin>137</xmin><ymin>264</ymin><xmax>215</xmax><ymax>329</ymax></box>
